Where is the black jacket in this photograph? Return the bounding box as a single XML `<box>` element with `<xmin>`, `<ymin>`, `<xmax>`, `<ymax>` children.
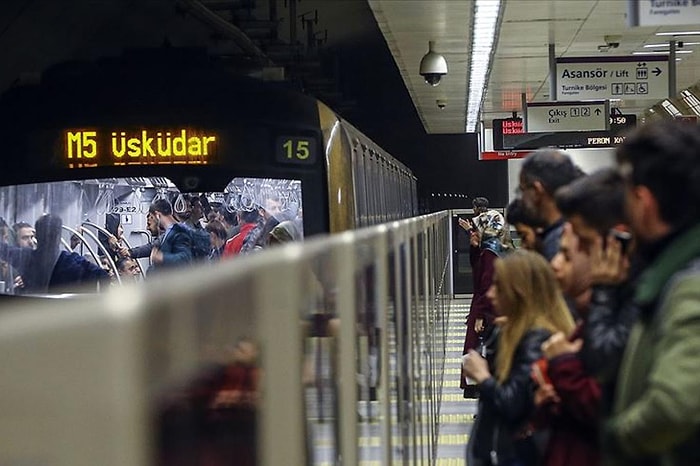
<box><xmin>469</xmin><ymin>327</ymin><xmax>551</xmax><ymax>466</ymax></box>
<box><xmin>148</xmin><ymin>223</ymin><xmax>192</xmax><ymax>274</ymax></box>
<box><xmin>582</xmin><ymin>282</ymin><xmax>640</xmax><ymax>386</ymax></box>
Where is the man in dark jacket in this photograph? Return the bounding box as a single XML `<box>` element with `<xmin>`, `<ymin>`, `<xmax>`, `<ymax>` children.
<box><xmin>517</xmin><ymin>148</ymin><xmax>582</xmax><ymax>261</ymax></box>
<box><xmin>148</xmin><ymin>199</ymin><xmax>193</xmax><ymax>273</ymax></box>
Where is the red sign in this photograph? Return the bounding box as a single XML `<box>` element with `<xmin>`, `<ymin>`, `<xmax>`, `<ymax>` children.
<box><xmin>500</xmin><ymin>119</ymin><xmax>524</xmax><ymax>134</ymax></box>
<box><xmin>480</xmin><ymin>150</ymin><xmax>531</xmax><ymax>161</ymax></box>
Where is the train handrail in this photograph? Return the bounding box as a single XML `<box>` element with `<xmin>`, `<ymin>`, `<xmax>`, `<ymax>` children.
<box><xmin>60</xmin><ymin>238</ymin><xmax>71</xmax><ymax>252</ymax></box>
<box><xmin>82</xmin><ymin>221</ymin><xmax>145</xmax><ymax>279</ymax></box>
<box><xmin>59</xmin><ymin>226</ymin><xmax>111</xmax><ymax>286</ymax></box>
<box><xmin>75</xmin><ymin>225</ymin><xmax>122</xmax><ymax>286</ymax></box>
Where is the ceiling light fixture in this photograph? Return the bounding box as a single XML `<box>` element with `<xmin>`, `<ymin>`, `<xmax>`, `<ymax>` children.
<box><xmin>644</xmin><ymin>42</ymin><xmax>700</xmax><ymax>48</ymax></box>
<box><xmin>633</xmin><ymin>50</ymin><xmax>692</xmax><ymax>55</ymax></box>
<box><xmin>466</xmin><ymin>0</ymin><xmax>502</xmax><ymax>132</ymax></box>
<box><xmin>656</xmin><ymin>31</ymin><xmax>700</xmax><ymax>36</ymax></box>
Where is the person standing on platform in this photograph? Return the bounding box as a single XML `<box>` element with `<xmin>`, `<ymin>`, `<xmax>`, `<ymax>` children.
<box><xmin>517</xmin><ymin>149</ymin><xmax>582</xmax><ymax>261</ymax></box>
<box><xmin>459</xmin><ymin>196</ymin><xmax>509</xmax><ymax>397</ymax></box>
<box><xmin>602</xmin><ymin>120</ymin><xmax>700</xmax><ymax>466</ymax></box>
<box><xmin>462</xmin><ymin>250</ymin><xmax>575</xmax><ymax>466</ymax></box>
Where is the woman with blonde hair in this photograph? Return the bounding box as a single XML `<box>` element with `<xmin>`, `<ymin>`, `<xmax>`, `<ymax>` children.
<box><xmin>463</xmin><ymin>249</ymin><xmax>574</xmax><ymax>466</ymax></box>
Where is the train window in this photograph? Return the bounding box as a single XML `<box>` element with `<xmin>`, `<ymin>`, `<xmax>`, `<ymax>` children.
<box><xmin>0</xmin><ymin>177</ymin><xmax>303</xmax><ymax>297</ymax></box>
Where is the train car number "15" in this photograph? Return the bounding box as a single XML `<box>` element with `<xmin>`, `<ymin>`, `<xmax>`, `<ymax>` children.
<box><xmin>276</xmin><ymin>137</ymin><xmax>317</xmax><ymax>165</ymax></box>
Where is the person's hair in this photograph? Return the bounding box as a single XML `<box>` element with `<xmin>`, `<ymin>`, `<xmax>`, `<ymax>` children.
<box><xmin>521</xmin><ymin>148</ymin><xmax>583</xmax><ymax>195</ymax></box>
<box><xmin>239</xmin><ymin>209</ymin><xmax>260</xmax><ymax>224</ymax></box>
<box><xmin>617</xmin><ymin>120</ymin><xmax>700</xmax><ymax>228</ymax></box>
<box><xmin>493</xmin><ymin>250</ymin><xmax>575</xmax><ymax>383</ymax></box>
<box><xmin>188</xmin><ymin>195</ymin><xmax>202</xmax><ymax>208</ymax></box>
<box><xmin>25</xmin><ymin>214</ymin><xmax>63</xmax><ymax>292</ymax></box>
<box><xmin>505</xmin><ymin>198</ymin><xmax>544</xmax><ymax>228</ymax></box>
<box><xmin>219</xmin><ymin>206</ymin><xmax>238</xmax><ymax>227</ymax></box>
<box><xmin>199</xmin><ymin>195</ymin><xmax>212</xmax><ymax>215</ymax></box>
<box><xmin>555</xmin><ymin>168</ymin><xmax>626</xmax><ymax>236</ymax></box>
<box><xmin>116</xmin><ymin>256</ymin><xmax>134</xmax><ymax>273</ymax></box>
<box><xmin>472</xmin><ymin>197</ymin><xmax>489</xmax><ymax>210</ymax></box>
<box><xmin>149</xmin><ymin>199</ymin><xmax>173</xmax><ymax>216</ymax></box>
<box><xmin>12</xmin><ymin>221</ymin><xmax>32</xmax><ymax>233</ymax></box>
<box><xmin>205</xmin><ymin>220</ymin><xmax>228</xmax><ymax>240</ymax></box>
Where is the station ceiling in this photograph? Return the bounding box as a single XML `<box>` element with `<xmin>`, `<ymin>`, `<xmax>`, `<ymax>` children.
<box><xmin>2</xmin><ymin>0</ymin><xmax>698</xmax><ymax>138</ymax></box>
<box><xmin>370</xmin><ymin>0</ymin><xmax>700</xmax><ymax>133</ymax></box>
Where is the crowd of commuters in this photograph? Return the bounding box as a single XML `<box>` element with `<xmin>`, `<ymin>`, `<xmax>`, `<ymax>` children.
<box><xmin>0</xmin><ymin>193</ymin><xmax>303</xmax><ymax>295</ymax></box>
<box><xmin>461</xmin><ymin>119</ymin><xmax>700</xmax><ymax>466</ymax></box>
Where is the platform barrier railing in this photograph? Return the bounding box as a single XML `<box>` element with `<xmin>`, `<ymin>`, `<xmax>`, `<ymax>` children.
<box><xmin>0</xmin><ymin>211</ymin><xmax>452</xmax><ymax>466</ymax></box>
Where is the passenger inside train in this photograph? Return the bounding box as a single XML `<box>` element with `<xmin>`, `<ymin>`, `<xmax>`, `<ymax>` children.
<box><xmin>0</xmin><ymin>176</ymin><xmax>304</xmax><ymax>296</ymax></box>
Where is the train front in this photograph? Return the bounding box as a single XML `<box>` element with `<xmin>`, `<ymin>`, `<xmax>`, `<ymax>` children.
<box><xmin>0</xmin><ymin>51</ymin><xmax>328</xmax><ymax>298</ymax></box>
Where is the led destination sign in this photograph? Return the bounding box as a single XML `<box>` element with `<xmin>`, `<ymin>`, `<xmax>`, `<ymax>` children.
<box><xmin>63</xmin><ymin>128</ymin><xmax>217</xmax><ymax>168</ymax></box>
<box><xmin>503</xmin><ymin>131</ymin><xmax>627</xmax><ymax>150</ymax></box>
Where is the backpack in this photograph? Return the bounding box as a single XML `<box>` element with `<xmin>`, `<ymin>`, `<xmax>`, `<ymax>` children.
<box><xmin>188</xmin><ymin>226</ymin><xmax>211</xmax><ymax>261</ymax></box>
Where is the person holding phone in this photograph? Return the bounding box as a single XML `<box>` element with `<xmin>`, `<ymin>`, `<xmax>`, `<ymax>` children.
<box><xmin>459</xmin><ymin>197</ymin><xmax>510</xmax><ymax>397</ymax></box>
<box><xmin>462</xmin><ymin>250</ymin><xmax>575</xmax><ymax>466</ymax></box>
<box><xmin>554</xmin><ymin>168</ymin><xmax>640</xmax><ymax>387</ymax></box>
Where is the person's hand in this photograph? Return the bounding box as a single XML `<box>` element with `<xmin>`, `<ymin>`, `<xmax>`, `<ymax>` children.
<box><xmin>462</xmin><ymin>349</ymin><xmax>491</xmax><ymax>384</ymax></box>
<box><xmin>150</xmin><ymin>247</ymin><xmax>163</xmax><ymax>264</ymax></box>
<box><xmin>475</xmin><ymin>318</ymin><xmax>485</xmax><ymax>333</ymax></box>
<box><xmin>542</xmin><ymin>332</ymin><xmax>583</xmax><ymax>359</ymax></box>
<box><xmin>534</xmin><ymin>383</ymin><xmax>560</xmax><ymax>407</ymax></box>
<box><xmin>590</xmin><ymin>234</ymin><xmax>629</xmax><ymax>285</ymax></box>
<box><xmin>14</xmin><ymin>275</ymin><xmax>24</xmax><ymax>289</ymax></box>
<box><xmin>469</xmin><ymin>230</ymin><xmax>481</xmax><ymax>247</ymax></box>
<box><xmin>458</xmin><ymin>218</ymin><xmax>472</xmax><ymax>232</ymax></box>
<box><xmin>117</xmin><ymin>246</ymin><xmax>130</xmax><ymax>258</ymax></box>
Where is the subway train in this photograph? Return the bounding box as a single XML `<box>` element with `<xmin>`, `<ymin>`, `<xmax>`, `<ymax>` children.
<box><xmin>0</xmin><ymin>48</ymin><xmax>416</xmax><ymax>296</ymax></box>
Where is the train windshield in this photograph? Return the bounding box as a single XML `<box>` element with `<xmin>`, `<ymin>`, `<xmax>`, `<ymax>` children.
<box><xmin>0</xmin><ymin>177</ymin><xmax>304</xmax><ymax>297</ymax></box>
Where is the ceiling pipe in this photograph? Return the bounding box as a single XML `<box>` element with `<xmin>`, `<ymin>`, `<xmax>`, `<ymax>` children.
<box><xmin>176</xmin><ymin>0</ymin><xmax>274</xmax><ymax>65</ymax></box>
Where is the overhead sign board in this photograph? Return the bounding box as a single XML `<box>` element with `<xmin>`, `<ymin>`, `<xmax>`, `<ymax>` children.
<box><xmin>526</xmin><ymin>101</ymin><xmax>609</xmax><ymax>132</ymax></box>
<box><xmin>480</xmin><ymin>150</ymin><xmax>531</xmax><ymax>161</ymax></box>
<box><xmin>628</xmin><ymin>0</ymin><xmax>700</xmax><ymax>27</ymax></box>
<box><xmin>492</xmin><ymin>118</ymin><xmax>524</xmax><ymax>150</ymax></box>
<box><xmin>557</xmin><ymin>56</ymin><xmax>669</xmax><ymax>100</ymax></box>
<box><xmin>503</xmin><ymin>131</ymin><xmax>628</xmax><ymax>150</ymax></box>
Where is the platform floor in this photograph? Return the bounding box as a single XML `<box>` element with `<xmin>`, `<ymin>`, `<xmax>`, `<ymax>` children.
<box><xmin>306</xmin><ymin>297</ymin><xmax>476</xmax><ymax>465</ymax></box>
<box><xmin>434</xmin><ymin>298</ymin><xmax>476</xmax><ymax>465</ymax></box>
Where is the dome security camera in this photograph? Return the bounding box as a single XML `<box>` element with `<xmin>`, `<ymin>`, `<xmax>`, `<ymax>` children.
<box><xmin>420</xmin><ymin>41</ymin><xmax>448</xmax><ymax>87</ymax></box>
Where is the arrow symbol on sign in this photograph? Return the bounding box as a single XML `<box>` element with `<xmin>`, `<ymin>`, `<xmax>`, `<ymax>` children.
<box><xmin>594</xmin><ymin>108</ymin><xmax>601</xmax><ymax>115</ymax></box>
<box><xmin>653</xmin><ymin>67</ymin><xmax>662</xmax><ymax>76</ymax></box>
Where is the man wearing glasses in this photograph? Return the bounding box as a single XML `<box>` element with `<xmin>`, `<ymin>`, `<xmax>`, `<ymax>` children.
<box><xmin>517</xmin><ymin>148</ymin><xmax>583</xmax><ymax>261</ymax></box>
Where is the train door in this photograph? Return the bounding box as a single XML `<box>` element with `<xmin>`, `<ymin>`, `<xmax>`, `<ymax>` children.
<box><xmin>451</xmin><ymin>209</ymin><xmax>474</xmax><ymax>297</ymax></box>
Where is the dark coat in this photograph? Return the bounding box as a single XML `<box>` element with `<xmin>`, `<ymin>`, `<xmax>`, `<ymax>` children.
<box><xmin>49</xmin><ymin>251</ymin><xmax>110</xmax><ymax>292</ymax></box>
<box><xmin>464</xmin><ymin>245</ymin><xmax>498</xmax><ymax>349</ymax></box>
<box><xmin>537</xmin><ymin>346</ymin><xmax>602</xmax><ymax>466</ymax></box>
<box><xmin>468</xmin><ymin>328</ymin><xmax>551</xmax><ymax>466</ymax></box>
<box><xmin>538</xmin><ymin>218</ymin><xmax>565</xmax><ymax>262</ymax></box>
<box><xmin>581</xmin><ymin>279</ymin><xmax>640</xmax><ymax>417</ymax></box>
<box><xmin>0</xmin><ymin>244</ymin><xmax>108</xmax><ymax>293</ymax></box>
<box><xmin>150</xmin><ymin>223</ymin><xmax>192</xmax><ymax>273</ymax></box>
<box><xmin>462</xmin><ymin>245</ymin><xmax>498</xmax><ymax>389</ymax></box>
